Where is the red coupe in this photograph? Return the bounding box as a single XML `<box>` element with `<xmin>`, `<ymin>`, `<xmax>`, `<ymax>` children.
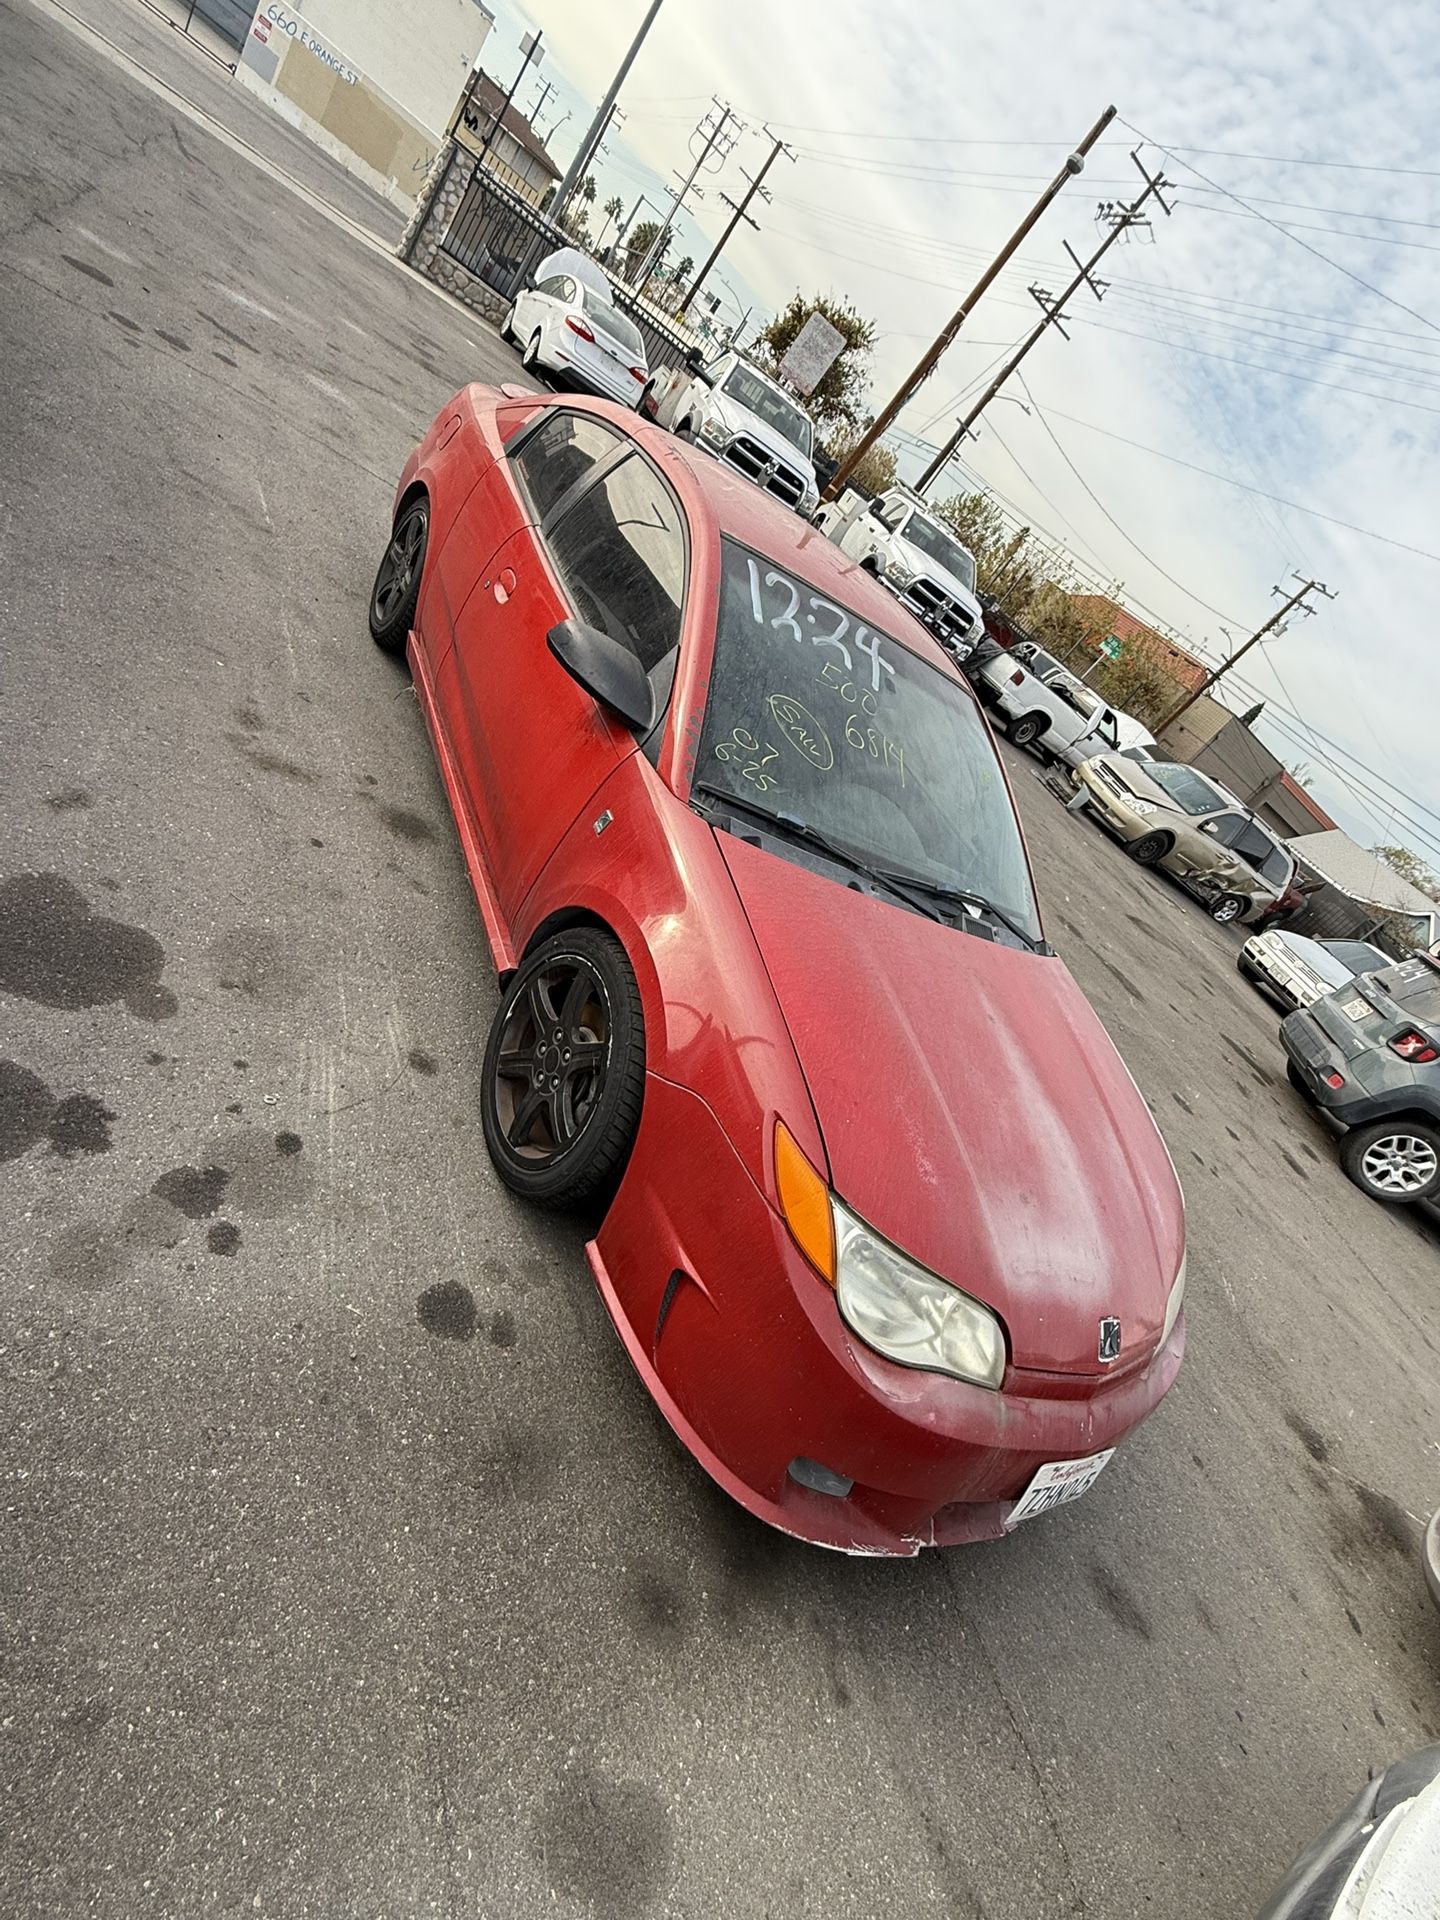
<box><xmin>371</xmin><ymin>384</ymin><xmax>1186</xmax><ymax>1555</ymax></box>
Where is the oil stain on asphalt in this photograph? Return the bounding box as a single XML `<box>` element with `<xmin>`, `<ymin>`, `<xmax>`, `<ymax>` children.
<box><xmin>0</xmin><ymin>1061</ymin><xmax>114</xmax><ymax>1160</ymax></box>
<box><xmin>0</xmin><ymin>873</ymin><xmax>177</xmax><ymax>1019</ymax></box>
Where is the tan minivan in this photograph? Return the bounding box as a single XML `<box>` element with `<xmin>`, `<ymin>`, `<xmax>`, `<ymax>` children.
<box><xmin>1069</xmin><ymin>754</ymin><xmax>1296</xmax><ymax>924</ymax></box>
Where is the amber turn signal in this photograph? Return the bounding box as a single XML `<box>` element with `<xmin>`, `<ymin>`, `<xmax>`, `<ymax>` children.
<box><xmin>775</xmin><ymin>1121</ymin><xmax>835</xmax><ymax>1284</ymax></box>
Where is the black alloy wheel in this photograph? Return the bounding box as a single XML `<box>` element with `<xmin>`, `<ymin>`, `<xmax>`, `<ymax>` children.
<box><xmin>1128</xmin><ymin>831</ymin><xmax>1171</xmax><ymax>867</ymax></box>
<box><xmin>368</xmin><ymin>498</ymin><xmax>428</xmax><ymax>654</ymax></box>
<box><xmin>481</xmin><ymin>929</ymin><xmax>645</xmax><ymax>1206</ymax></box>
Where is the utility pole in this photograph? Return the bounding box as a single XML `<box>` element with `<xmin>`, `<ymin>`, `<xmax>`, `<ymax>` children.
<box><xmin>678</xmin><ymin>127</ymin><xmax>793</xmax><ymax>320</ymax></box>
<box><xmin>637</xmin><ymin>100</ymin><xmax>740</xmax><ymax>293</ymax></box>
<box><xmin>549</xmin><ymin>0</ymin><xmax>663</xmax><ymax>229</ymax></box>
<box><xmin>527</xmin><ymin>79</ymin><xmax>554</xmax><ymax>127</ymax></box>
<box><xmin>1158</xmin><ymin>576</ymin><xmax>1336</xmax><ymax>732</ymax></box>
<box><xmin>824</xmin><ymin>105</ymin><xmax>1115</xmax><ymax>501</ymax></box>
<box><xmin>915</xmin><ymin>145</ymin><xmax>1175</xmax><ymax>493</ymax></box>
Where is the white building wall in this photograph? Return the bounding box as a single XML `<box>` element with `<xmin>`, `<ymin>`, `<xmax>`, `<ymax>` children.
<box><xmin>295</xmin><ymin>0</ymin><xmax>494</xmax><ymax>137</ymax></box>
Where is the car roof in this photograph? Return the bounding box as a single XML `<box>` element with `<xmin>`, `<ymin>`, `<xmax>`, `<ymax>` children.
<box><xmin>603</xmin><ymin>403</ymin><xmax>964</xmax><ymax>680</ymax></box>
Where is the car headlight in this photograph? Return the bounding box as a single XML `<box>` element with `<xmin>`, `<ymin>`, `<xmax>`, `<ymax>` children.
<box><xmin>1126</xmin><ymin>798</ymin><xmax>1157</xmax><ymax>816</ymax></box>
<box><xmin>1160</xmin><ymin>1253</ymin><xmax>1185</xmax><ymax>1348</ymax></box>
<box><xmin>884</xmin><ymin>558</ymin><xmax>915</xmax><ymax>588</ymax></box>
<box><xmin>774</xmin><ymin>1123</ymin><xmax>1006</xmax><ymax>1389</ymax></box>
<box><xmin>699</xmin><ymin>415</ymin><xmax>729</xmax><ymax>447</ymax></box>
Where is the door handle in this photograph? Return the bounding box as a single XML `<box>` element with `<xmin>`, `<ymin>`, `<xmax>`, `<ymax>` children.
<box><xmin>492</xmin><ymin>566</ymin><xmax>517</xmax><ymax>604</ymax></box>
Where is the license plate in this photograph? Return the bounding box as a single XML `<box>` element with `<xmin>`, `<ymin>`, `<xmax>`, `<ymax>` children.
<box><xmin>1340</xmin><ymin>996</ymin><xmax>1371</xmax><ymax>1021</ymax></box>
<box><xmin>1005</xmin><ymin>1449</ymin><xmax>1115</xmax><ymax>1529</ymax></box>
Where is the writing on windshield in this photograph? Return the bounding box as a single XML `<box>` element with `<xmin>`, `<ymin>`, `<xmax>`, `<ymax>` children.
<box><xmin>695</xmin><ymin>540</ymin><xmax>1042</xmax><ymax>943</ymax></box>
<box><xmin>1144</xmin><ymin>762</ymin><xmax>1227</xmax><ymax>815</ymax></box>
<box><xmin>719</xmin><ymin>366</ymin><xmax>813</xmax><ymax>457</ymax></box>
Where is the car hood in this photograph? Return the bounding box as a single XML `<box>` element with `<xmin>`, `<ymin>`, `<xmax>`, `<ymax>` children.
<box><xmin>716</xmin><ymin>832</ymin><xmax>1185</xmax><ymax>1376</ymax></box>
<box><xmin>893</xmin><ymin>534</ymin><xmax>982</xmax><ymax>614</ymax></box>
<box><xmin>711</xmin><ymin>391</ymin><xmax>814</xmax><ymax>480</ymax></box>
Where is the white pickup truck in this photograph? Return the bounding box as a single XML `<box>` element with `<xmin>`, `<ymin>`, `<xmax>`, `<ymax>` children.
<box><xmin>643</xmin><ymin>349</ymin><xmax>819</xmax><ymax>516</ymax></box>
<box><xmin>811</xmin><ymin>485</ymin><xmax>984</xmax><ymax>660</ymax></box>
<box><xmin>978</xmin><ymin>651</ymin><xmax>1124</xmax><ymax>767</ymax></box>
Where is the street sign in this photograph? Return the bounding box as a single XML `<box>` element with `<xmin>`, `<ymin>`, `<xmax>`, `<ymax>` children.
<box><xmin>779</xmin><ymin>311</ymin><xmax>847</xmax><ymax>397</ymax></box>
<box><xmin>1101</xmin><ymin>634</ymin><xmax>1124</xmax><ymax>660</ymax></box>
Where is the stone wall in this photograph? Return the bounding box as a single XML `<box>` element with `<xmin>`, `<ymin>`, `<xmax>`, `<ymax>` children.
<box><xmin>397</xmin><ymin>141</ymin><xmax>520</xmax><ymax>328</ymax></box>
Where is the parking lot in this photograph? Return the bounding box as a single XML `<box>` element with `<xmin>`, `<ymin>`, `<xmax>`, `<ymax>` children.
<box><xmin>2</xmin><ymin>2</ymin><xmax>1438</xmax><ymax>1915</ymax></box>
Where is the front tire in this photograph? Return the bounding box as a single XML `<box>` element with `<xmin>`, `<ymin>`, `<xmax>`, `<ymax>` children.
<box><xmin>522</xmin><ymin>329</ymin><xmax>543</xmax><ymax>373</ymax></box>
<box><xmin>481</xmin><ymin>929</ymin><xmax>645</xmax><ymax>1207</ymax></box>
<box><xmin>368</xmin><ymin>497</ymin><xmax>428</xmax><ymax>654</ymax></box>
<box><xmin>1210</xmin><ymin>893</ymin><xmax>1246</xmax><ymax>925</ymax></box>
<box><xmin>1339</xmin><ymin>1119</ymin><xmax>1440</xmax><ymax>1206</ymax></box>
<box><xmin>501</xmin><ymin>305</ymin><xmax>518</xmax><ymax>344</ymax></box>
<box><xmin>1128</xmin><ymin>831</ymin><xmax>1172</xmax><ymax>867</ymax></box>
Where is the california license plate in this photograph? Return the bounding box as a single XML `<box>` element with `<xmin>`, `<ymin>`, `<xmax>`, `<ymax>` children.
<box><xmin>1340</xmin><ymin>996</ymin><xmax>1371</xmax><ymax>1021</ymax></box>
<box><xmin>1005</xmin><ymin>1449</ymin><xmax>1115</xmax><ymax>1529</ymax></box>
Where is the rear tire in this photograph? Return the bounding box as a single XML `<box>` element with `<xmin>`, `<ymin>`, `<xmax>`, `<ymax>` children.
<box><xmin>1286</xmin><ymin>1060</ymin><xmax>1310</xmax><ymax>1097</ymax></box>
<box><xmin>481</xmin><ymin>929</ymin><xmax>645</xmax><ymax>1207</ymax></box>
<box><xmin>1128</xmin><ymin>831</ymin><xmax>1172</xmax><ymax>867</ymax></box>
<box><xmin>1009</xmin><ymin>714</ymin><xmax>1047</xmax><ymax>749</ymax></box>
<box><xmin>676</xmin><ymin>417</ymin><xmax>696</xmax><ymax>441</ymax></box>
<box><xmin>1339</xmin><ymin>1118</ymin><xmax>1440</xmax><ymax>1207</ymax></box>
<box><xmin>368</xmin><ymin>497</ymin><xmax>428</xmax><ymax>655</ymax></box>
<box><xmin>1210</xmin><ymin>893</ymin><xmax>1246</xmax><ymax>925</ymax></box>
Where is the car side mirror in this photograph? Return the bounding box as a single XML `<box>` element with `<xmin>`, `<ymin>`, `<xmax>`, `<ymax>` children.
<box><xmin>547</xmin><ymin>621</ymin><xmax>655</xmax><ymax>732</ymax></box>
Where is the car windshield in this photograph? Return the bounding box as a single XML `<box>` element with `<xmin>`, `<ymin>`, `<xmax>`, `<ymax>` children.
<box><xmin>1323</xmin><ymin>941</ymin><xmax>1387</xmax><ymax>975</ymax></box>
<box><xmin>1278</xmin><ymin>935</ymin><xmax>1355</xmax><ymax>986</ymax></box>
<box><xmin>694</xmin><ymin>539</ymin><xmax>1042</xmax><ymax>945</ymax></box>
<box><xmin>901</xmin><ymin>513</ymin><xmax>977</xmax><ymax>591</ymax></box>
<box><xmin>718</xmin><ymin>365</ymin><xmax>813</xmax><ymax>457</ymax></box>
<box><xmin>581</xmin><ymin>286</ymin><xmax>643</xmax><ymax>360</ymax></box>
<box><xmin>1143</xmin><ymin>762</ymin><xmax>1228</xmax><ymax>815</ymax></box>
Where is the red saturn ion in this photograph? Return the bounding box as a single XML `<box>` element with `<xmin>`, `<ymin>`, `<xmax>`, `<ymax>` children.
<box><xmin>371</xmin><ymin>386</ymin><xmax>1186</xmax><ymax>1555</ymax></box>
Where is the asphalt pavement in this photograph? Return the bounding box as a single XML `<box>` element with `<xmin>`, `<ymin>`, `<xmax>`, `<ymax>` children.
<box><xmin>2</xmin><ymin>3</ymin><xmax>1437</xmax><ymax>1915</ymax></box>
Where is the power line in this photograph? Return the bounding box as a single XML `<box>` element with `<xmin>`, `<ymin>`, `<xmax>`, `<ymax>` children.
<box><xmin>1029</xmin><ymin>402</ymin><xmax>1440</xmax><ymax>567</ymax></box>
<box><xmin>1120</xmin><ymin>116</ymin><xmax>1440</xmax><ymax>340</ymax></box>
<box><xmin>1009</xmin><ymin>377</ymin><xmax>1246</xmax><ymax>626</ymax></box>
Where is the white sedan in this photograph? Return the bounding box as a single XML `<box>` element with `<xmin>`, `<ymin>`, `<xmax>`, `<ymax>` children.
<box><xmin>504</xmin><ymin>273</ymin><xmax>649</xmax><ymax>410</ymax></box>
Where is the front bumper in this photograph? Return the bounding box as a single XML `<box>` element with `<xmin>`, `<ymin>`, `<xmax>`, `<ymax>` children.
<box><xmin>591</xmin><ymin>1073</ymin><xmax>1184</xmax><ymax>1555</ymax></box>
<box><xmin>1074</xmin><ymin>770</ymin><xmax>1147</xmax><ymax>842</ymax></box>
<box><xmin>1240</xmin><ymin>942</ymin><xmax>1315</xmax><ymax>1011</ymax></box>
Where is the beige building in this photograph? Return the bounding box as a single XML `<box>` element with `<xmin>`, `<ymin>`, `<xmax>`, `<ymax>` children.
<box><xmin>236</xmin><ymin>0</ymin><xmax>496</xmax><ymax>208</ymax></box>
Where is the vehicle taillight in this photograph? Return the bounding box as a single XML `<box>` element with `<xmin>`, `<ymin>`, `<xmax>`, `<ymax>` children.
<box><xmin>629</xmin><ymin>365</ymin><xmax>646</xmax><ymax>381</ymax></box>
<box><xmin>1010</xmin><ymin>669</ymin><xmax>1024</xmax><ymax>686</ymax></box>
<box><xmin>1389</xmin><ymin>1029</ymin><xmax>1439</xmax><ymax>1064</ymax></box>
<box><xmin>565</xmin><ymin>316</ymin><xmax>595</xmax><ymax>341</ymax></box>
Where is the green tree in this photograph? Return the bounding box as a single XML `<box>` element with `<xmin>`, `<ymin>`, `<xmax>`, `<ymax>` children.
<box><xmin>755</xmin><ymin>293</ymin><xmax>876</xmax><ymax>431</ymax></box>
<box><xmin>1377</xmin><ymin>845</ymin><xmax>1440</xmax><ymax>899</ymax></box>
<box><xmin>675</xmin><ymin>254</ymin><xmax>694</xmax><ymax>282</ymax></box>
<box><xmin>823</xmin><ymin>425</ymin><xmax>896</xmax><ymax>498</ymax></box>
<box><xmin>580</xmin><ymin>173</ymin><xmax>596</xmax><ymax>204</ymax></box>
<box><xmin>604</xmin><ymin>194</ymin><xmax>624</xmax><ymax>224</ymax></box>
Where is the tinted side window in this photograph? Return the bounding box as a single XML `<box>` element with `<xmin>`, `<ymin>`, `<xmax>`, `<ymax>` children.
<box><xmin>878</xmin><ymin>499</ymin><xmax>906</xmax><ymax>531</ymax></box>
<box><xmin>1235</xmin><ymin>822</ymin><xmax>1282</xmax><ymax>874</ymax></box>
<box><xmin>546</xmin><ymin>454</ymin><xmax>685</xmax><ymax>673</ymax></box>
<box><xmin>1202</xmin><ymin>813</ymin><xmax>1247</xmax><ymax>847</ymax></box>
<box><xmin>510</xmin><ymin>412</ymin><xmax>625</xmax><ymax>521</ymax></box>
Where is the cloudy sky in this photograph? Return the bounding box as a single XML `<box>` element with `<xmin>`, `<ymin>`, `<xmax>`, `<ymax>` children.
<box><xmin>479</xmin><ymin>0</ymin><xmax>1440</xmax><ymax>873</ymax></box>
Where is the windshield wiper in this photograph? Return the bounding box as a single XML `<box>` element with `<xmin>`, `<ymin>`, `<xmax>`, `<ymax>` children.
<box><xmin>691</xmin><ymin>784</ymin><xmax>946</xmax><ymax>923</ymax></box>
<box><xmin>873</xmin><ymin>870</ymin><xmax>1047</xmax><ymax>953</ymax></box>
